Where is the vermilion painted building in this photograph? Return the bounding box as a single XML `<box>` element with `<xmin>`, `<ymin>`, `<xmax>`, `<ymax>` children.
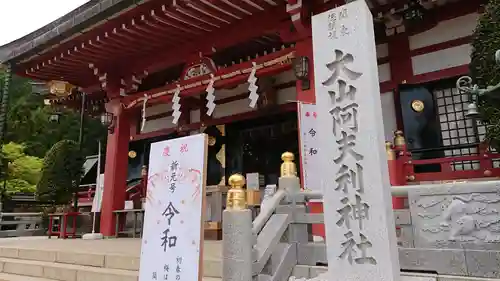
<box><xmin>0</xmin><ymin>0</ymin><xmax>493</xmax><ymax>236</ymax></box>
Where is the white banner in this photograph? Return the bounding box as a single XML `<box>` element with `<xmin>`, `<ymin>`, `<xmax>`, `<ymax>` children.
<box><xmin>139</xmin><ymin>134</ymin><xmax>208</xmax><ymax>281</ymax></box>
<box><xmin>91</xmin><ymin>174</ymin><xmax>104</xmax><ymax>213</ymax></box>
<box><xmin>298</xmin><ymin>102</ymin><xmax>322</xmax><ymax>192</ymax></box>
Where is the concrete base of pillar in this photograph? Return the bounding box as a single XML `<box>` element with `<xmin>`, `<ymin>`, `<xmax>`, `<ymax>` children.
<box><xmin>82</xmin><ymin>232</ymin><xmax>104</xmax><ymax>240</ymax></box>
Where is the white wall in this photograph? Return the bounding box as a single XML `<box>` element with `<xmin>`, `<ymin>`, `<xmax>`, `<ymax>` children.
<box><xmin>409</xmin><ymin>13</ymin><xmax>477</xmax><ymax>75</ymax></box>
<box><xmin>141</xmin><ymin>103</ymin><xmax>177</xmax><ymax>133</ymax></box>
<box><xmin>409</xmin><ymin>13</ymin><xmax>478</xmax><ymax>50</ymax></box>
<box><xmin>411</xmin><ymin>44</ymin><xmax>472</xmax><ymax>75</ymax></box>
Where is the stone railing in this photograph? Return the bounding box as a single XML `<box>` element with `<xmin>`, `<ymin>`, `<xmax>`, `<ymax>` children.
<box><xmin>222</xmin><ymin>153</ymin><xmax>327</xmax><ymax>281</ymax></box>
<box><xmin>222</xmin><ymin>152</ymin><xmax>500</xmax><ymax>281</ymax></box>
<box><xmin>0</xmin><ymin>212</ymin><xmax>43</xmax><ymax>238</ymax></box>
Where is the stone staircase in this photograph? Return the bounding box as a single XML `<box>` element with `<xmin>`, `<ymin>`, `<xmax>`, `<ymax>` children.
<box><xmin>0</xmin><ymin>239</ymin><xmax>224</xmax><ymax>281</ymax></box>
<box><xmin>0</xmin><ymin>238</ymin><xmax>493</xmax><ymax>281</ymax></box>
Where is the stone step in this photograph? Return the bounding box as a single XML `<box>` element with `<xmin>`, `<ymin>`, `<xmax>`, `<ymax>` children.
<box><xmin>0</xmin><ymin>272</ymin><xmax>57</xmax><ymax>281</ymax></box>
<box><xmin>0</xmin><ymin>255</ymin><xmax>221</xmax><ymax>281</ymax></box>
<box><xmin>0</xmin><ymin>257</ymin><xmax>137</xmax><ymax>281</ymax></box>
<box><xmin>0</xmin><ymin>245</ymin><xmax>222</xmax><ymax>277</ymax></box>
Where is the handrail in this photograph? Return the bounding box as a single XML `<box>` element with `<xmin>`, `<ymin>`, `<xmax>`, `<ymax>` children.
<box><xmin>293</xmin><ymin>184</ymin><xmax>464</xmax><ymax>201</ymax></box>
<box><xmin>409</xmin><ymin>142</ymin><xmax>480</xmax><ymax>153</ymax></box>
<box><xmin>0</xmin><ymin>212</ymin><xmax>42</xmax><ymax>217</ymax></box>
<box><xmin>301</xmin><ymin>190</ymin><xmax>322</xmax><ymax>200</ymax></box>
<box><xmin>252</xmin><ymin>189</ymin><xmax>287</xmax><ymax>235</ymax></box>
<box><xmin>411</xmin><ymin>154</ymin><xmax>500</xmax><ymax>165</ymax></box>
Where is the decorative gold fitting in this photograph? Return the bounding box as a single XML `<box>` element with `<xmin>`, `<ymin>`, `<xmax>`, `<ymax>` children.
<box><xmin>226</xmin><ymin>173</ymin><xmax>247</xmax><ymax>210</ymax></box>
<box><xmin>394</xmin><ymin>130</ymin><xmax>406</xmax><ymax>147</ymax></box>
<box><xmin>406</xmin><ymin>175</ymin><xmax>415</xmax><ymax>181</ymax></box>
<box><xmin>280</xmin><ymin>152</ymin><xmax>297</xmax><ymax>178</ymax></box>
<box><xmin>385</xmin><ymin>141</ymin><xmax>395</xmax><ymax>161</ymax></box>
<box><xmin>141</xmin><ymin>165</ymin><xmax>148</xmax><ymax>176</ymax></box>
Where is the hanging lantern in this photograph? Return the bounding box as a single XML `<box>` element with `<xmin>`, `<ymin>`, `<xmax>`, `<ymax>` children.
<box><xmin>49</xmin><ymin>112</ymin><xmax>61</xmax><ymax>123</ymax></box>
<box><xmin>293</xmin><ymin>56</ymin><xmax>309</xmax><ymax>80</ymax></box>
<box><xmin>100</xmin><ymin>111</ymin><xmax>116</xmax><ymax>133</ymax></box>
<box><xmin>465</xmin><ymin>102</ymin><xmax>480</xmax><ymax>119</ymax></box>
<box><xmin>403</xmin><ymin>0</ymin><xmax>426</xmax><ymax>29</ymax></box>
<box><xmin>47</xmin><ymin>80</ymin><xmax>75</xmax><ymax>97</ymax></box>
<box><xmin>292</xmin><ymin>56</ymin><xmax>310</xmax><ymax>90</ymax></box>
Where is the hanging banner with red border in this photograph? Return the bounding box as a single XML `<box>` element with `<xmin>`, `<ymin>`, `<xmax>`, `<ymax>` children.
<box><xmin>298</xmin><ymin>102</ymin><xmax>322</xmax><ymax>192</ymax></box>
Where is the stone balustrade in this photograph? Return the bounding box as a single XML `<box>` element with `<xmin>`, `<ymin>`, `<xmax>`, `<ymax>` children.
<box><xmin>221</xmin><ymin>152</ymin><xmax>500</xmax><ymax>281</ymax></box>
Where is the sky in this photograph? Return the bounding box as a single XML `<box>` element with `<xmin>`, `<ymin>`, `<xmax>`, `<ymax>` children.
<box><xmin>0</xmin><ymin>0</ymin><xmax>89</xmax><ymax>45</ymax></box>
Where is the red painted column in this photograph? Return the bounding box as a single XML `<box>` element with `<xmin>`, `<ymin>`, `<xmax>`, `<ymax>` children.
<box><xmin>100</xmin><ymin>98</ymin><xmax>131</xmax><ymax>236</ymax></box>
<box><xmin>294</xmin><ymin>38</ymin><xmax>325</xmax><ymax>239</ymax></box>
<box><xmin>387</xmin><ymin>34</ymin><xmax>413</xmax><ymax>210</ymax></box>
<box><xmin>295</xmin><ymin>38</ymin><xmax>315</xmax><ymax>103</ymax></box>
<box><xmin>387</xmin><ymin>34</ymin><xmax>412</xmax><ymax>132</ymax></box>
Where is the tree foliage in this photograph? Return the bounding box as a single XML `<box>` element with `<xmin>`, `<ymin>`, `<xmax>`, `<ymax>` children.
<box><xmin>37</xmin><ymin>140</ymin><xmax>85</xmax><ymax>203</ymax></box>
<box><xmin>0</xmin><ymin>69</ymin><xmax>107</xmax><ymax>196</ymax></box>
<box><xmin>0</xmin><ymin>70</ymin><xmax>107</xmax><ymax>158</ymax></box>
<box><xmin>0</xmin><ymin>142</ymin><xmax>43</xmax><ymax>195</ymax></box>
<box><xmin>470</xmin><ymin>0</ymin><xmax>500</xmax><ymax>147</ymax></box>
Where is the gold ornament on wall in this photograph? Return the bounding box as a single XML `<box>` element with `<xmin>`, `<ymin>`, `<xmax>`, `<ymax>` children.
<box><xmin>128</xmin><ymin>150</ymin><xmax>137</xmax><ymax>159</ymax></box>
<box><xmin>411</xmin><ymin>99</ymin><xmax>424</xmax><ymax>112</ymax></box>
<box><xmin>208</xmin><ymin>136</ymin><xmax>216</xmax><ymax>146</ymax></box>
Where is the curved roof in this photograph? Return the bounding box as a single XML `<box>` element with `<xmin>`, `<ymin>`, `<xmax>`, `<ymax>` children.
<box><xmin>0</xmin><ymin>0</ymin><xmax>142</xmax><ymax>64</ymax></box>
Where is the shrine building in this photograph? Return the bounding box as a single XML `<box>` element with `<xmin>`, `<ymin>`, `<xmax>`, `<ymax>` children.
<box><xmin>0</xmin><ymin>0</ymin><xmax>493</xmax><ymax>237</ymax></box>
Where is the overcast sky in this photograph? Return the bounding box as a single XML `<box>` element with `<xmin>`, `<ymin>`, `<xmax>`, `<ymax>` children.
<box><xmin>0</xmin><ymin>0</ymin><xmax>89</xmax><ymax>45</ymax></box>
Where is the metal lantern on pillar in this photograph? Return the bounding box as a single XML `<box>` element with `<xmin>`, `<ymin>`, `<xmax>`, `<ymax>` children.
<box><xmin>49</xmin><ymin>112</ymin><xmax>61</xmax><ymax>123</ymax></box>
<box><xmin>100</xmin><ymin>111</ymin><xmax>116</xmax><ymax>133</ymax></box>
<box><xmin>293</xmin><ymin>56</ymin><xmax>310</xmax><ymax>90</ymax></box>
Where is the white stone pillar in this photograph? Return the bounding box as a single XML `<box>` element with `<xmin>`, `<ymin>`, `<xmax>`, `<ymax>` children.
<box><xmin>311</xmin><ymin>1</ymin><xmax>401</xmax><ymax>281</ymax></box>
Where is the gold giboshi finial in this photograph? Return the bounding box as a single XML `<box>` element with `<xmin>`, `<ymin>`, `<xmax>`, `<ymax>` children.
<box><xmin>394</xmin><ymin>130</ymin><xmax>406</xmax><ymax>147</ymax></box>
<box><xmin>280</xmin><ymin>152</ymin><xmax>297</xmax><ymax>178</ymax></box>
<box><xmin>226</xmin><ymin>173</ymin><xmax>247</xmax><ymax>210</ymax></box>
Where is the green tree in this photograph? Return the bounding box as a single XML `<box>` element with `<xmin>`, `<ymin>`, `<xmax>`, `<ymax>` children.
<box><xmin>0</xmin><ymin>142</ymin><xmax>43</xmax><ymax>195</ymax></box>
<box><xmin>0</xmin><ymin>70</ymin><xmax>106</xmax><ymax>158</ymax></box>
<box><xmin>37</xmin><ymin>140</ymin><xmax>84</xmax><ymax>204</ymax></box>
<box><xmin>470</xmin><ymin>0</ymin><xmax>500</xmax><ymax>148</ymax></box>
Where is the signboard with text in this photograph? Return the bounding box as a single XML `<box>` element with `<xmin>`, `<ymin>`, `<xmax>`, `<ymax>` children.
<box><xmin>298</xmin><ymin>102</ymin><xmax>322</xmax><ymax>192</ymax></box>
<box><xmin>312</xmin><ymin>2</ymin><xmax>400</xmax><ymax>281</ymax></box>
<box><xmin>139</xmin><ymin>134</ymin><xmax>208</xmax><ymax>281</ymax></box>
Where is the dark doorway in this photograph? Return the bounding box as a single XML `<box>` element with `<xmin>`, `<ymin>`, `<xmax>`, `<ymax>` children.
<box><xmin>399</xmin><ymin>84</ymin><xmax>443</xmax><ymax>173</ymax></box>
<box><xmin>225</xmin><ymin>111</ymin><xmax>299</xmax><ymax>186</ymax></box>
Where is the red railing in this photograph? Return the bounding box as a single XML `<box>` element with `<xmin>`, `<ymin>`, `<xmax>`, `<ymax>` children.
<box><xmin>76</xmin><ymin>166</ymin><xmax>149</xmax><ymax>206</ymax></box>
<box><xmin>387</xmin><ymin>131</ymin><xmax>500</xmax><ymax>209</ymax></box>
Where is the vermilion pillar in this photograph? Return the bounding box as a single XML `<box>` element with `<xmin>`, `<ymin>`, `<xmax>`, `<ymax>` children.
<box><xmin>100</xmin><ymin>98</ymin><xmax>131</xmax><ymax>236</ymax></box>
<box><xmin>387</xmin><ymin>34</ymin><xmax>412</xmax><ymax>209</ymax></box>
<box><xmin>295</xmin><ymin>38</ymin><xmax>315</xmax><ymax>103</ymax></box>
<box><xmin>295</xmin><ymin>38</ymin><xmax>325</xmax><ymax>239</ymax></box>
